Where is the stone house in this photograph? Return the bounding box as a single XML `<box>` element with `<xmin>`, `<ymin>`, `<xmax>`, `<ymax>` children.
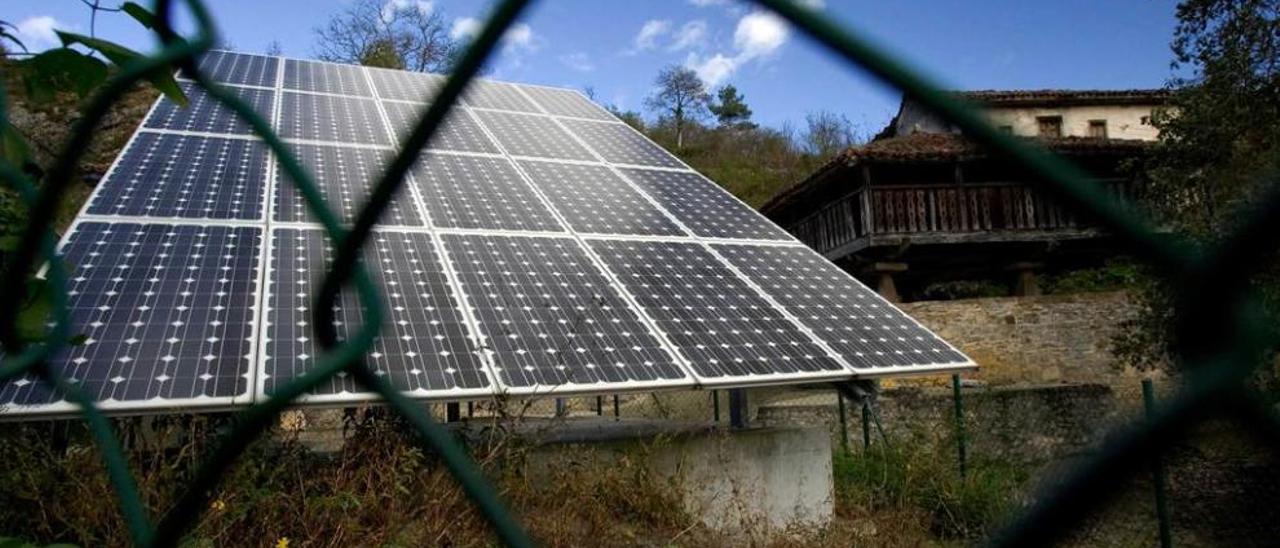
<box><xmin>760</xmin><ymin>89</ymin><xmax>1168</xmax><ymax>302</ymax></box>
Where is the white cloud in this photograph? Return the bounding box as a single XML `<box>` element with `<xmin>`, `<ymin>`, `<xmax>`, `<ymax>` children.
<box><xmin>630</xmin><ymin>19</ymin><xmax>671</xmax><ymax>53</ymax></box>
<box><xmin>558</xmin><ymin>52</ymin><xmax>594</xmax><ymax>72</ymax></box>
<box><xmin>687</xmin><ymin>53</ymin><xmax>736</xmax><ymax>86</ymax></box>
<box><xmin>450</xmin><ymin>17</ymin><xmax>538</xmax><ymax>53</ymax></box>
<box><xmin>682</xmin><ymin>11</ymin><xmax>791</xmax><ymax>87</ymax></box>
<box><xmin>381</xmin><ymin>0</ymin><xmax>433</xmax><ymax>22</ymax></box>
<box><xmin>733</xmin><ymin>11</ymin><xmax>789</xmax><ymax>59</ymax></box>
<box><xmin>668</xmin><ymin>20</ymin><xmax>707</xmax><ymax>52</ymax></box>
<box><xmin>449</xmin><ymin>17</ymin><xmax>481</xmax><ymax>41</ymax></box>
<box><xmin>14</xmin><ymin>15</ymin><xmax>63</xmax><ymax>52</ymax></box>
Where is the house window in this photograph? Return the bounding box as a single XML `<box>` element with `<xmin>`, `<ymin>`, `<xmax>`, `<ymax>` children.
<box><xmin>1036</xmin><ymin>116</ymin><xmax>1063</xmax><ymax>138</ymax></box>
<box><xmin>1087</xmin><ymin>120</ymin><xmax>1108</xmax><ymax>138</ymax></box>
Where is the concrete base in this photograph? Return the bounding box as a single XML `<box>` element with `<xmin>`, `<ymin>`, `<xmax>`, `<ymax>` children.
<box><xmin>524</xmin><ymin>420</ymin><xmax>834</xmax><ymax>534</ymax></box>
<box><xmin>653</xmin><ymin>426</ymin><xmax>834</xmax><ymax>532</ymax></box>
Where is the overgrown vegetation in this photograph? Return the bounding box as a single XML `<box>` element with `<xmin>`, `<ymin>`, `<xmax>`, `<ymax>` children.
<box><xmin>832</xmin><ymin>441</ymin><xmax>1026</xmax><ymax>540</ymax></box>
<box><xmin>0</xmin><ymin>411</ymin><xmax>700</xmax><ymax>547</ymax></box>
<box><xmin>1113</xmin><ymin>0</ymin><xmax>1280</xmax><ymax>381</ymax></box>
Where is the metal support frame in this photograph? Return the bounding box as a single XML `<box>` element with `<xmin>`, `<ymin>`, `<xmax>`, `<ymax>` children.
<box><xmin>728</xmin><ymin>389</ymin><xmax>748</xmax><ymax>429</ymax></box>
<box><xmin>834</xmin><ymin>379</ymin><xmax>882</xmax><ymax>451</ymax></box>
<box><xmin>1143</xmin><ymin>379</ymin><xmax>1174</xmax><ymax>548</ymax></box>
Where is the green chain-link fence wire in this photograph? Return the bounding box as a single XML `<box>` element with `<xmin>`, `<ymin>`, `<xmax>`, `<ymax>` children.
<box><xmin>2</xmin><ymin>0</ymin><xmax>1278</xmax><ymax>545</ymax></box>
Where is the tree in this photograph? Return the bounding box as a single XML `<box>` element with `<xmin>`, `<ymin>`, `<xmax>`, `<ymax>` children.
<box><xmin>803</xmin><ymin>110</ymin><xmax>860</xmax><ymax>157</ymax></box>
<box><xmin>358</xmin><ymin>38</ymin><xmax>405</xmax><ymax>69</ymax></box>
<box><xmin>1113</xmin><ymin>0</ymin><xmax>1280</xmax><ymax>374</ymax></box>
<box><xmin>644</xmin><ymin>65</ymin><xmax>709</xmax><ymax>149</ymax></box>
<box><xmin>264</xmin><ymin>40</ymin><xmax>283</xmax><ymax>56</ymax></box>
<box><xmin>313</xmin><ymin>0</ymin><xmax>456</xmax><ymax>72</ymax></box>
<box><xmin>709</xmin><ymin>84</ymin><xmax>754</xmax><ymax>128</ymax></box>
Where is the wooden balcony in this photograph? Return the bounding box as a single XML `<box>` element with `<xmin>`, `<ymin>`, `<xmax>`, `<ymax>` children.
<box><xmin>787</xmin><ymin>180</ymin><xmax>1131</xmax><ymax>260</ymax></box>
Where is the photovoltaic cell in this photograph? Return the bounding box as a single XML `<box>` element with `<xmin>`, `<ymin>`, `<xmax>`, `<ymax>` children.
<box><xmin>264</xmin><ymin>228</ymin><xmax>490</xmax><ymax>399</ymax></box>
<box><xmin>714</xmin><ymin>244</ymin><xmax>972</xmax><ymax>370</ymax></box>
<box><xmin>283</xmin><ymin>59</ymin><xmax>372</xmax><ymax>97</ymax></box>
<box><xmin>368</xmin><ymin>68</ymin><xmax>444</xmax><ymax>102</ymax></box>
<box><xmin>463</xmin><ymin>80</ymin><xmax>540</xmax><ymax>113</ymax></box>
<box><xmin>181</xmin><ymin>50</ymin><xmax>278</xmax><ymax>88</ymax></box>
<box><xmin>473</xmin><ymin>110</ymin><xmax>595</xmax><ymax>160</ymax></box>
<box><xmin>618</xmin><ymin>168</ymin><xmax>792</xmax><ymax>240</ymax></box>
<box><xmin>559</xmin><ymin>119</ymin><xmax>684</xmax><ymax>168</ymax></box>
<box><xmin>145</xmin><ymin>82</ymin><xmax>274</xmax><ymax>135</ymax></box>
<box><xmin>518</xmin><ymin>160</ymin><xmax>683</xmax><ymax>236</ymax></box>
<box><xmin>275</xmin><ymin>142</ymin><xmax>421</xmax><ymax>226</ymax></box>
<box><xmin>381</xmin><ymin>101</ymin><xmax>499</xmax><ymax>153</ymax></box>
<box><xmin>279</xmin><ymin>92</ymin><xmax>388</xmax><ymax>145</ymax></box>
<box><xmin>590</xmin><ymin>239</ymin><xmax>849</xmax><ymax>383</ymax></box>
<box><xmin>519</xmin><ymin>86</ymin><xmax>613</xmax><ymax>120</ymax></box>
<box><xmin>411</xmin><ymin>153</ymin><xmax>561</xmax><ymax>232</ymax></box>
<box><xmin>442</xmin><ymin>234</ymin><xmax>687</xmax><ymax>390</ymax></box>
<box><xmin>89</xmin><ymin>133</ymin><xmax>268</xmax><ymax>220</ymax></box>
<box><xmin>0</xmin><ymin>222</ymin><xmax>260</xmax><ymax>412</ymax></box>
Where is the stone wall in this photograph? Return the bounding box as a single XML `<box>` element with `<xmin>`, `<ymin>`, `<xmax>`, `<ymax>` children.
<box><xmin>898</xmin><ymin>291</ymin><xmax>1145</xmax><ymax>387</ymax></box>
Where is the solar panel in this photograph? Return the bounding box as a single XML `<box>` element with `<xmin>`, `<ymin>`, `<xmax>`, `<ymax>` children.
<box><xmin>0</xmin><ymin>50</ymin><xmax>974</xmax><ymax>417</ymax></box>
<box><xmin>714</xmin><ymin>244</ymin><xmax>971</xmax><ymax>373</ymax></box>
<box><xmin>88</xmin><ymin>133</ymin><xmax>269</xmax><ymax>220</ymax></box>
<box><xmin>589</xmin><ymin>239</ymin><xmax>849</xmax><ymax>385</ymax></box>
<box><xmin>441</xmin><ymin>234</ymin><xmax>688</xmax><ymax>392</ymax></box>
<box><xmin>463</xmin><ymin>80</ymin><xmax>541</xmax><ymax>113</ymax></box>
<box><xmin>618</xmin><ymin>168</ymin><xmax>793</xmax><ymax>241</ymax></box>
<box><xmin>558</xmin><ymin>119</ymin><xmax>685</xmax><ymax>168</ymax></box>
<box><xmin>472</xmin><ymin>110</ymin><xmax>595</xmax><ymax>160</ymax></box>
<box><xmin>517</xmin><ymin>86</ymin><xmax>613</xmax><ymax>120</ymax></box>
<box><xmin>145</xmin><ymin>82</ymin><xmax>273</xmax><ymax>135</ymax></box>
<box><xmin>411</xmin><ymin>153</ymin><xmax>562</xmax><ymax>232</ymax></box>
<box><xmin>0</xmin><ymin>222</ymin><xmax>260</xmax><ymax>414</ymax></box>
<box><xmin>181</xmin><ymin>50</ymin><xmax>278</xmax><ymax>88</ymax></box>
<box><xmin>517</xmin><ymin>160</ymin><xmax>683</xmax><ymax>236</ymax></box>
<box><xmin>283</xmin><ymin>59</ymin><xmax>372</xmax><ymax>97</ymax></box>
<box><xmin>274</xmin><ymin>143</ymin><xmax>422</xmax><ymax>226</ymax></box>
<box><xmin>264</xmin><ymin>228</ymin><xmax>492</xmax><ymax>402</ymax></box>
<box><xmin>279</xmin><ymin>92</ymin><xmax>388</xmax><ymax>145</ymax></box>
<box><xmin>381</xmin><ymin>101</ymin><xmax>499</xmax><ymax>153</ymax></box>
<box><xmin>367</xmin><ymin>67</ymin><xmax>444</xmax><ymax>102</ymax></box>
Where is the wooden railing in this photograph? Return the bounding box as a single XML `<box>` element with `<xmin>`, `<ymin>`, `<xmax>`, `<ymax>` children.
<box><xmin>787</xmin><ymin>180</ymin><xmax>1131</xmax><ymax>254</ymax></box>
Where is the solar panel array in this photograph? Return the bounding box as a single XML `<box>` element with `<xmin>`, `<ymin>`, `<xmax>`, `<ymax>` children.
<box><xmin>0</xmin><ymin>51</ymin><xmax>973</xmax><ymax>416</ymax></box>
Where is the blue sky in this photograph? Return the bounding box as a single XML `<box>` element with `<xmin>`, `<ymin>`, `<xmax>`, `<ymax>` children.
<box><xmin>6</xmin><ymin>0</ymin><xmax>1179</xmax><ymax>134</ymax></box>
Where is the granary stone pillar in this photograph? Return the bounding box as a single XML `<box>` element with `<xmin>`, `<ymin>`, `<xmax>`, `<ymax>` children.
<box><xmin>867</xmin><ymin>262</ymin><xmax>908</xmax><ymax>303</ymax></box>
<box><xmin>1007</xmin><ymin>262</ymin><xmax>1043</xmax><ymax>297</ymax></box>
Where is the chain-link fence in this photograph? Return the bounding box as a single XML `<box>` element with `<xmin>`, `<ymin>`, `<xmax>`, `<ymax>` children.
<box><xmin>3</xmin><ymin>0</ymin><xmax>1280</xmax><ymax>546</ymax></box>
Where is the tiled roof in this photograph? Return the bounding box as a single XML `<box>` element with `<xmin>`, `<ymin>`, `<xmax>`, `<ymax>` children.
<box><xmin>760</xmin><ymin>133</ymin><xmax>1150</xmax><ymax>214</ymax></box>
<box><xmin>952</xmin><ymin>88</ymin><xmax>1171</xmax><ymax>107</ymax></box>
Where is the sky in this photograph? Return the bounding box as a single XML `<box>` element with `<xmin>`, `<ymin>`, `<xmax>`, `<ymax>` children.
<box><xmin>5</xmin><ymin>0</ymin><xmax>1180</xmax><ymax>134</ymax></box>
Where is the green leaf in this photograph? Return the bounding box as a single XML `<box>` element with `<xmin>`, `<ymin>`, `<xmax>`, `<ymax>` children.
<box><xmin>56</xmin><ymin>31</ymin><xmax>188</xmax><ymax>107</ymax></box>
<box><xmin>121</xmin><ymin>2</ymin><xmax>157</xmax><ymax>30</ymax></box>
<box><xmin>17</xmin><ymin>48</ymin><xmax>110</xmax><ymax>103</ymax></box>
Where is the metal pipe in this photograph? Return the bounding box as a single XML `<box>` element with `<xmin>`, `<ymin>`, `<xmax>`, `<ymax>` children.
<box><xmin>953</xmin><ymin>374</ymin><xmax>967</xmax><ymax>477</ymax></box>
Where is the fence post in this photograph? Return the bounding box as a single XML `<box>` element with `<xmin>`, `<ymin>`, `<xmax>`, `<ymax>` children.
<box><xmin>837</xmin><ymin>391</ymin><xmax>850</xmax><ymax>454</ymax></box>
<box><xmin>729</xmin><ymin>389</ymin><xmax>748</xmax><ymax>429</ymax></box>
<box><xmin>952</xmin><ymin>374</ymin><xmax>967</xmax><ymax>478</ymax></box>
<box><xmin>1143</xmin><ymin>379</ymin><xmax>1173</xmax><ymax>548</ymax></box>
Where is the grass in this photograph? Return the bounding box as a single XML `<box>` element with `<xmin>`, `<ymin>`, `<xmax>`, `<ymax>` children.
<box><xmin>832</xmin><ymin>438</ymin><xmax>1027</xmax><ymax>541</ymax></box>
